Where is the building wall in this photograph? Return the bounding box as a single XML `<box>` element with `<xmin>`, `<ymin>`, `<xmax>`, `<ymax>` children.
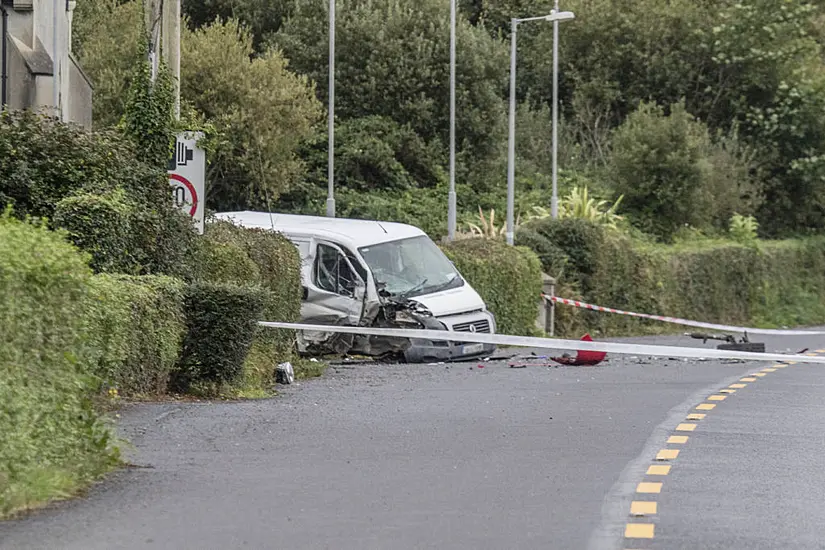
<box><xmin>3</xmin><ymin>0</ymin><xmax>92</xmax><ymax>128</ymax></box>
<box><xmin>67</xmin><ymin>54</ymin><xmax>91</xmax><ymax>128</ymax></box>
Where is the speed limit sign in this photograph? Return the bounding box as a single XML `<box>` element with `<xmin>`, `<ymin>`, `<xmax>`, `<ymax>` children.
<box><xmin>168</xmin><ymin>132</ymin><xmax>205</xmax><ymax>234</ymax></box>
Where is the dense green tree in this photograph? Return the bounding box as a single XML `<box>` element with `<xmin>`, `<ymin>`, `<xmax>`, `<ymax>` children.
<box><xmin>180</xmin><ymin>19</ymin><xmax>322</xmax><ymax>210</ymax></box>
<box><xmin>181</xmin><ymin>0</ymin><xmax>291</xmax><ymax>50</ymax></box>
<box><xmin>74</xmin><ymin>0</ymin><xmax>143</xmax><ymax>128</ymax></box>
<box><xmin>611</xmin><ymin>101</ymin><xmax>760</xmax><ymax>241</ymax></box>
<box><xmin>272</xmin><ymin>0</ymin><xmax>508</xmax><ymax>164</ymax></box>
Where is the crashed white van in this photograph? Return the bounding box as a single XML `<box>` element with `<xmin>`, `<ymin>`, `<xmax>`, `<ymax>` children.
<box><xmin>214</xmin><ymin>211</ymin><xmax>497</xmax><ymax>363</ymax></box>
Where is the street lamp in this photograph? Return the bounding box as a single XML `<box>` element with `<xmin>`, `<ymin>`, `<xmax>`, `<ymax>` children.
<box><xmin>447</xmin><ymin>0</ymin><xmax>457</xmax><ymax>241</ymax></box>
<box><xmin>505</xmin><ymin>6</ymin><xmax>574</xmax><ymax>245</ymax></box>
<box><xmin>326</xmin><ymin>0</ymin><xmax>336</xmax><ymax>218</ymax></box>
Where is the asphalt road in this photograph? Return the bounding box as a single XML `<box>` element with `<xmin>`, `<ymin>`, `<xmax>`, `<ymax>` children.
<box><xmin>2</xmin><ymin>332</ymin><xmax>825</xmax><ymax>550</ymax></box>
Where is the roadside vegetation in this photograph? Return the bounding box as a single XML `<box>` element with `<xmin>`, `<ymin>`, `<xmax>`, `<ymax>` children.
<box><xmin>4</xmin><ymin>0</ymin><xmax>825</xmax><ymax>519</ymax></box>
<box><xmin>71</xmin><ymin>0</ymin><xmax>825</xmax><ymax>336</ymax></box>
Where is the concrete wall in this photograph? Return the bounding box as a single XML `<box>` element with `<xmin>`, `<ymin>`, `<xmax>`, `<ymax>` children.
<box><xmin>3</xmin><ymin>0</ymin><xmax>92</xmax><ymax>127</ymax></box>
<box><xmin>67</xmin><ymin>54</ymin><xmax>91</xmax><ymax>129</ymax></box>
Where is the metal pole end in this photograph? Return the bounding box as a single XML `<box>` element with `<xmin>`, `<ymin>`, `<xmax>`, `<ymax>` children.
<box><xmin>326</xmin><ymin>197</ymin><xmax>336</xmax><ymax>218</ymax></box>
<box><xmin>506</xmin><ymin>231</ymin><xmax>515</xmax><ymax>246</ymax></box>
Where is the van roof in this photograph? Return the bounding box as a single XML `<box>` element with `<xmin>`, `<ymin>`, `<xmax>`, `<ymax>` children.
<box><xmin>214</xmin><ymin>211</ymin><xmax>427</xmax><ymax>248</ymax></box>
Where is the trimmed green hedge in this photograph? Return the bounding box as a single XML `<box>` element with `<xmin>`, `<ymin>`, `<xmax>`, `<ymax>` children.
<box><xmin>54</xmin><ymin>190</ymin><xmax>135</xmax><ymax>274</ymax></box>
<box><xmin>85</xmin><ymin>275</ymin><xmax>186</xmax><ymax>396</ymax></box>
<box><xmin>519</xmin><ymin>217</ymin><xmax>825</xmax><ymax>336</ymax></box>
<box><xmin>176</xmin><ymin>282</ymin><xmax>266</xmax><ymax>390</ymax></box>
<box><xmin>0</xmin><ymin>215</ymin><xmax>118</xmax><ymax>518</ymax></box>
<box><xmin>197</xmin><ymin>220</ymin><xmax>303</xmax><ymax>388</ymax></box>
<box><xmin>442</xmin><ymin>238</ymin><xmax>543</xmax><ymax>336</ymax></box>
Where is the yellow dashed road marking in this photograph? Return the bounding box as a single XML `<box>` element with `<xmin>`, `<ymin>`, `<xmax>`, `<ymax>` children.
<box><xmin>708</xmin><ymin>395</ymin><xmax>727</xmax><ymax>401</ymax></box>
<box><xmin>753</xmin><ymin>373</ymin><xmax>767</xmax><ymax>377</ymax></box>
<box><xmin>686</xmin><ymin>413</ymin><xmax>705</xmax><ymax>420</ymax></box>
<box><xmin>729</xmin><ymin>383</ymin><xmax>747</xmax><ymax>388</ymax></box>
<box><xmin>740</xmin><ymin>377</ymin><xmax>757</xmax><ymax>382</ymax></box>
<box><xmin>774</xmin><ymin>364</ymin><xmax>788</xmax><ymax>368</ymax></box>
<box><xmin>625</xmin><ymin>523</ymin><xmax>655</xmax><ymax>538</ymax></box>
<box><xmin>668</xmin><ymin>435</ymin><xmax>689</xmax><ymax>444</ymax></box>
<box><xmin>656</xmin><ymin>449</ymin><xmax>679</xmax><ymax>460</ymax></box>
<box><xmin>647</xmin><ymin>464</ymin><xmax>671</xmax><ymax>475</ymax></box>
<box><xmin>676</xmin><ymin>423</ymin><xmax>697</xmax><ymax>432</ymax></box>
<box><xmin>719</xmin><ymin>389</ymin><xmax>736</xmax><ymax>393</ymax></box>
<box><xmin>762</xmin><ymin>368</ymin><xmax>777</xmax><ymax>372</ymax></box>
<box><xmin>630</xmin><ymin>501</ymin><xmax>657</xmax><ymax>516</ymax></box>
<box><xmin>636</xmin><ymin>482</ymin><xmax>663</xmax><ymax>493</ymax></box>
<box><xmin>696</xmin><ymin>403</ymin><xmax>716</xmax><ymax>410</ymax></box>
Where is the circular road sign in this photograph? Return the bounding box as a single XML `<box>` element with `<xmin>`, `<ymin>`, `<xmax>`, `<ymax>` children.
<box><xmin>169</xmin><ymin>173</ymin><xmax>198</xmax><ymax>217</ymax></box>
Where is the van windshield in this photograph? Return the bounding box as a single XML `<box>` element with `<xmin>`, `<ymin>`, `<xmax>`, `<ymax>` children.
<box><xmin>359</xmin><ymin>236</ymin><xmax>464</xmax><ymax>298</ymax></box>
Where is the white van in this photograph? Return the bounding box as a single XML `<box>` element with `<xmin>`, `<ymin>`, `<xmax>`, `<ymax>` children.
<box><xmin>214</xmin><ymin>211</ymin><xmax>497</xmax><ymax>363</ymax></box>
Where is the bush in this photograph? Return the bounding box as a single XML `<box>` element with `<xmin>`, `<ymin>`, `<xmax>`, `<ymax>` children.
<box><xmin>176</xmin><ymin>282</ymin><xmax>266</xmax><ymax>390</ymax></box>
<box><xmin>514</xmin><ymin>226</ymin><xmax>569</xmax><ymax>278</ymax></box>
<box><xmin>199</xmin><ymin>220</ymin><xmax>302</xmax><ymax>382</ymax></box>
<box><xmin>0</xmin><ymin>109</ymin><xmax>199</xmax><ymax>279</ymax></box>
<box><xmin>197</xmin><ymin>239</ymin><xmax>261</xmax><ymax>285</ymax></box>
<box><xmin>85</xmin><ymin>275</ymin><xmax>186</xmax><ymax>396</ymax></box>
<box><xmin>516</xmin><ymin>215</ymin><xmax>825</xmax><ymax>336</ymax></box>
<box><xmin>526</xmin><ymin>217</ymin><xmax>606</xmax><ymax>289</ymax></box>
<box><xmin>441</xmin><ymin>238</ymin><xmax>543</xmax><ymax>336</ymax></box>
<box><xmin>53</xmin><ymin>190</ymin><xmax>136</xmax><ymax>274</ymax></box>
<box><xmin>0</xmin><ymin>214</ymin><xmax>118</xmax><ymax>518</ymax></box>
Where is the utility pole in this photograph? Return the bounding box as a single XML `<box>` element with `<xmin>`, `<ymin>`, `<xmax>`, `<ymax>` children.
<box><xmin>161</xmin><ymin>0</ymin><xmax>181</xmax><ymax>119</ymax></box>
<box><xmin>52</xmin><ymin>0</ymin><xmax>60</xmax><ymax>118</ymax></box>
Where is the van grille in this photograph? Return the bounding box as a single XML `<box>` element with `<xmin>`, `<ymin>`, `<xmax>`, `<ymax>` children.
<box><xmin>452</xmin><ymin>320</ymin><xmax>491</xmax><ymax>333</ymax></box>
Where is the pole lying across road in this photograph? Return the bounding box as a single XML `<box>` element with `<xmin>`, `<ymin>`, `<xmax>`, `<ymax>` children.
<box><xmin>259</xmin><ymin>321</ymin><xmax>825</xmax><ymax>365</ymax></box>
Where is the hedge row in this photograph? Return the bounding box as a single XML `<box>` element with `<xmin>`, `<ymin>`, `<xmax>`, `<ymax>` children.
<box><xmin>85</xmin><ymin>275</ymin><xmax>187</xmax><ymax>396</ymax></box>
<box><xmin>193</xmin><ymin>220</ymin><xmax>303</xmax><ymax>391</ymax></box>
<box><xmin>0</xmin><ymin>215</ymin><xmax>119</xmax><ymax>518</ymax></box>
<box><xmin>518</xmin><ymin>218</ymin><xmax>825</xmax><ymax>336</ymax></box>
<box><xmin>442</xmin><ymin>238</ymin><xmax>543</xmax><ymax>336</ymax></box>
<box><xmin>80</xmin><ymin>220</ymin><xmax>303</xmax><ymax>397</ymax></box>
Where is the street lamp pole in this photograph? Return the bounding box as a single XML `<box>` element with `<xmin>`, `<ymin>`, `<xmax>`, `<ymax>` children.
<box><xmin>506</xmin><ymin>18</ymin><xmax>518</xmax><ymax>246</ymax></box>
<box><xmin>326</xmin><ymin>0</ymin><xmax>336</xmax><ymax>218</ymax></box>
<box><xmin>447</xmin><ymin>0</ymin><xmax>457</xmax><ymax>241</ymax></box>
<box><xmin>505</xmin><ymin>9</ymin><xmax>574</xmax><ymax>244</ymax></box>
<box><xmin>550</xmin><ymin>0</ymin><xmax>560</xmax><ymax>219</ymax></box>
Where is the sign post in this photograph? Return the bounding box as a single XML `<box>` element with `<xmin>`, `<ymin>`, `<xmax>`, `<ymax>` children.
<box><xmin>168</xmin><ymin>131</ymin><xmax>205</xmax><ymax>234</ymax></box>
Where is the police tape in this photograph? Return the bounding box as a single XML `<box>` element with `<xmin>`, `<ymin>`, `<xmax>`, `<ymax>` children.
<box><xmin>258</xmin><ymin>321</ymin><xmax>825</xmax><ymax>365</ymax></box>
<box><xmin>544</xmin><ymin>294</ymin><xmax>825</xmax><ymax>336</ymax></box>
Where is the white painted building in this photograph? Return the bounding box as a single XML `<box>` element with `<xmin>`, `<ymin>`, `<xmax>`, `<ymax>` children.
<box><xmin>2</xmin><ymin>0</ymin><xmax>92</xmax><ymax>128</ymax></box>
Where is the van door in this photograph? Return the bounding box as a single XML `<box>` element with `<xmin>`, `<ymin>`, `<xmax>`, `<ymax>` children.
<box><xmin>303</xmin><ymin>241</ymin><xmax>366</xmax><ymax>326</ymax></box>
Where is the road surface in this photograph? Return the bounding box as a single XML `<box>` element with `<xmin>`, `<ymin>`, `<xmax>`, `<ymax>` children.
<box><xmin>2</xmin><ymin>332</ymin><xmax>825</xmax><ymax>549</ymax></box>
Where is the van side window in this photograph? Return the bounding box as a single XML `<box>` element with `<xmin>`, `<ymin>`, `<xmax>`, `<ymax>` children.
<box><xmin>315</xmin><ymin>244</ymin><xmax>358</xmax><ymax>297</ymax></box>
<box><xmin>341</xmin><ymin>246</ymin><xmax>368</xmax><ymax>282</ymax></box>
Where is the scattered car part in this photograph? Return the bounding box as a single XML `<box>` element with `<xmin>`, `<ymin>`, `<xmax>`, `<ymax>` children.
<box><xmin>276</xmin><ymin>362</ymin><xmax>295</xmax><ymax>385</ymax></box>
<box><xmin>549</xmin><ymin>334</ymin><xmax>607</xmax><ymax>366</ymax></box>
<box><xmin>688</xmin><ymin>331</ymin><xmax>766</xmax><ymax>353</ymax></box>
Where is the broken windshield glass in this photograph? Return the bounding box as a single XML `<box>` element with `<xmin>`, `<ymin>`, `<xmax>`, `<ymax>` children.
<box><xmin>359</xmin><ymin>236</ymin><xmax>464</xmax><ymax>298</ymax></box>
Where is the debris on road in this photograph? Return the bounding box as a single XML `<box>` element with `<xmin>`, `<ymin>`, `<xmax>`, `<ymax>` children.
<box><xmin>276</xmin><ymin>362</ymin><xmax>295</xmax><ymax>385</ymax></box>
<box><xmin>549</xmin><ymin>334</ymin><xmax>607</xmax><ymax>366</ymax></box>
<box><xmin>688</xmin><ymin>331</ymin><xmax>766</xmax><ymax>353</ymax></box>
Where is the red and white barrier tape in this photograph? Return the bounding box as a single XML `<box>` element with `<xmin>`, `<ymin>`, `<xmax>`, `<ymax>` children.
<box><xmin>544</xmin><ymin>294</ymin><xmax>825</xmax><ymax>336</ymax></box>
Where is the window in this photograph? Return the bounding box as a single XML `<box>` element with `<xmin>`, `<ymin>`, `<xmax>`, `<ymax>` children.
<box><xmin>314</xmin><ymin>244</ymin><xmax>360</xmax><ymax>297</ymax></box>
<box><xmin>359</xmin><ymin>236</ymin><xmax>464</xmax><ymax>298</ymax></box>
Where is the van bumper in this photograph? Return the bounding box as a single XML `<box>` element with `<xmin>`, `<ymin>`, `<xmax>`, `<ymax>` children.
<box><xmin>403</xmin><ymin>339</ymin><xmax>497</xmax><ymax>363</ymax></box>
<box><xmin>402</xmin><ymin>310</ymin><xmax>497</xmax><ymax>363</ymax></box>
